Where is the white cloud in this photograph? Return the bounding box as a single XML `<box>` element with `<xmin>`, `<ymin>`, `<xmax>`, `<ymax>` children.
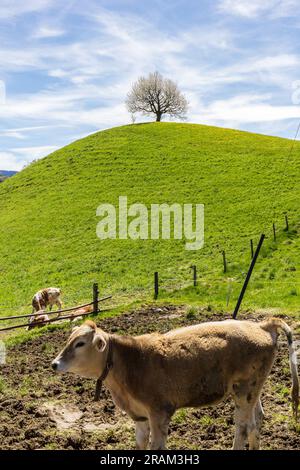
<box><xmin>11</xmin><ymin>145</ymin><xmax>58</xmax><ymax>157</ymax></box>
<box><xmin>0</xmin><ymin>145</ymin><xmax>58</xmax><ymax>171</ymax></box>
<box><xmin>190</xmin><ymin>94</ymin><xmax>300</xmax><ymax>125</ymax></box>
<box><xmin>0</xmin><ymin>130</ymin><xmax>26</xmax><ymax>139</ymax></box>
<box><xmin>0</xmin><ymin>9</ymin><xmax>298</xmax><ymax>146</ymax></box>
<box><xmin>0</xmin><ymin>152</ymin><xmax>24</xmax><ymax>171</ymax></box>
<box><xmin>271</xmin><ymin>0</ymin><xmax>300</xmax><ymax>18</ymax></box>
<box><xmin>0</xmin><ymin>48</ymin><xmax>42</xmax><ymax>70</ymax></box>
<box><xmin>0</xmin><ymin>0</ymin><xmax>54</xmax><ymax>19</ymax></box>
<box><xmin>0</xmin><ymin>3</ymin><xmax>300</xmax><ymax>170</ymax></box>
<box><xmin>48</xmin><ymin>69</ymin><xmax>69</xmax><ymax>78</ymax></box>
<box><xmin>32</xmin><ymin>25</ymin><xmax>65</xmax><ymax>39</ymax></box>
<box><xmin>218</xmin><ymin>0</ymin><xmax>274</xmax><ymax>18</ymax></box>
<box><xmin>0</xmin><ymin>125</ymin><xmax>71</xmax><ymax>140</ymax></box>
<box><xmin>218</xmin><ymin>0</ymin><xmax>298</xmax><ymax>18</ymax></box>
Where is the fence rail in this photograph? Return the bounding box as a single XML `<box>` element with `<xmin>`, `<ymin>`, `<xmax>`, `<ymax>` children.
<box><xmin>0</xmin><ymin>311</ymin><xmax>93</xmax><ymax>332</ymax></box>
<box><xmin>0</xmin><ymin>307</ymin><xmax>115</xmax><ymax>333</ymax></box>
<box><xmin>0</xmin><ymin>296</ymin><xmax>112</xmax><ymax>322</ymax></box>
<box><xmin>0</xmin><ymin>301</ymin><xmax>93</xmax><ymax>322</ymax></box>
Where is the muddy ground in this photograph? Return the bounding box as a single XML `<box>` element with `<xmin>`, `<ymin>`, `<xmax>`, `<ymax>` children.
<box><xmin>0</xmin><ymin>305</ymin><xmax>299</xmax><ymax>450</ymax></box>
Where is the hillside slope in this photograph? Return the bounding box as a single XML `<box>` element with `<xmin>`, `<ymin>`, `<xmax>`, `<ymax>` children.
<box><xmin>0</xmin><ymin>123</ymin><xmax>299</xmax><ymax>313</ymax></box>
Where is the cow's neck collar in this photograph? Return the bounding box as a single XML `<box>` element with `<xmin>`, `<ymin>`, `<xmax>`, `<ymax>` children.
<box><xmin>94</xmin><ymin>336</ymin><xmax>113</xmax><ymax>401</ymax></box>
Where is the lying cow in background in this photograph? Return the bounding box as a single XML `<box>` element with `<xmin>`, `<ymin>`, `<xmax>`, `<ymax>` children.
<box><xmin>68</xmin><ymin>304</ymin><xmax>94</xmax><ymax>323</ymax></box>
<box><xmin>27</xmin><ymin>311</ymin><xmax>50</xmax><ymax>330</ymax></box>
<box><xmin>32</xmin><ymin>287</ymin><xmax>62</xmax><ymax>315</ymax></box>
<box><xmin>52</xmin><ymin>318</ymin><xmax>299</xmax><ymax>450</ymax></box>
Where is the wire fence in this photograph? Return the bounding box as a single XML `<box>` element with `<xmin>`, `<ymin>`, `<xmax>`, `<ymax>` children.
<box><xmin>150</xmin><ymin>215</ymin><xmax>299</xmax><ymax>307</ymax></box>
<box><xmin>0</xmin><ymin>213</ymin><xmax>298</xmax><ymax>331</ymax></box>
<box><xmin>0</xmin><ymin>285</ymin><xmax>113</xmax><ymax>333</ymax></box>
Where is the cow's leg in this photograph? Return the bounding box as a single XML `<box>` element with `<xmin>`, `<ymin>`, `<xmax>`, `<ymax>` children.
<box><xmin>233</xmin><ymin>405</ymin><xmax>249</xmax><ymax>450</ymax></box>
<box><xmin>149</xmin><ymin>411</ymin><xmax>172</xmax><ymax>450</ymax></box>
<box><xmin>233</xmin><ymin>391</ymin><xmax>261</xmax><ymax>450</ymax></box>
<box><xmin>56</xmin><ymin>300</ymin><xmax>62</xmax><ymax>318</ymax></box>
<box><xmin>135</xmin><ymin>420</ymin><xmax>150</xmax><ymax>450</ymax></box>
<box><xmin>255</xmin><ymin>397</ymin><xmax>264</xmax><ymax>432</ymax></box>
<box><xmin>246</xmin><ymin>396</ymin><xmax>265</xmax><ymax>451</ymax></box>
<box><xmin>242</xmin><ymin>403</ymin><xmax>260</xmax><ymax>451</ymax></box>
<box><xmin>233</xmin><ymin>405</ymin><xmax>259</xmax><ymax>450</ymax></box>
<box><xmin>247</xmin><ymin>417</ymin><xmax>260</xmax><ymax>450</ymax></box>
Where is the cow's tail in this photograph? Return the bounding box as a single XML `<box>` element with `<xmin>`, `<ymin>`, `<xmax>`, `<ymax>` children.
<box><xmin>261</xmin><ymin>318</ymin><xmax>299</xmax><ymax>420</ymax></box>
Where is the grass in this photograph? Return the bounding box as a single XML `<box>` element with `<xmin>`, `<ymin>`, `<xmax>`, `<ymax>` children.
<box><xmin>0</xmin><ymin>122</ymin><xmax>299</xmax><ymax>326</ymax></box>
<box><xmin>19</xmin><ymin>376</ymin><xmax>35</xmax><ymax>397</ymax></box>
<box><xmin>199</xmin><ymin>415</ymin><xmax>215</xmax><ymax>427</ymax></box>
<box><xmin>274</xmin><ymin>384</ymin><xmax>290</xmax><ymax>399</ymax></box>
<box><xmin>186</xmin><ymin>306</ymin><xmax>198</xmax><ymax>319</ymax></box>
<box><xmin>173</xmin><ymin>409</ymin><xmax>188</xmax><ymax>424</ymax></box>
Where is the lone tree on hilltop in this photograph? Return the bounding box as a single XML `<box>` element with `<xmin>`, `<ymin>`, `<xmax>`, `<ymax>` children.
<box><xmin>126</xmin><ymin>71</ymin><xmax>188</xmax><ymax>122</ymax></box>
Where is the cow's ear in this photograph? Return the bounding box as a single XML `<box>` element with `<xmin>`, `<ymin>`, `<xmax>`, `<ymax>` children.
<box><xmin>93</xmin><ymin>333</ymin><xmax>107</xmax><ymax>352</ymax></box>
<box><xmin>71</xmin><ymin>326</ymin><xmax>80</xmax><ymax>333</ymax></box>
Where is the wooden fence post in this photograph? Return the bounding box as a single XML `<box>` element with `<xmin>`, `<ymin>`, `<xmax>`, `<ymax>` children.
<box><xmin>273</xmin><ymin>223</ymin><xmax>276</xmax><ymax>242</ymax></box>
<box><xmin>250</xmin><ymin>239</ymin><xmax>254</xmax><ymax>259</ymax></box>
<box><xmin>192</xmin><ymin>265</ymin><xmax>197</xmax><ymax>287</ymax></box>
<box><xmin>222</xmin><ymin>251</ymin><xmax>227</xmax><ymax>273</ymax></box>
<box><xmin>154</xmin><ymin>272</ymin><xmax>159</xmax><ymax>300</ymax></box>
<box><xmin>93</xmin><ymin>283</ymin><xmax>99</xmax><ymax>315</ymax></box>
<box><xmin>285</xmin><ymin>215</ymin><xmax>289</xmax><ymax>232</ymax></box>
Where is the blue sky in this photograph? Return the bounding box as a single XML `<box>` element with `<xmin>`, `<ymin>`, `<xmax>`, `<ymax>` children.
<box><xmin>1</xmin><ymin>0</ymin><xmax>300</xmax><ymax>170</ymax></box>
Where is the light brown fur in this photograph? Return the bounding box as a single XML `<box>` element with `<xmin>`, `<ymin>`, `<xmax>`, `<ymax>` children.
<box><xmin>27</xmin><ymin>311</ymin><xmax>50</xmax><ymax>330</ymax></box>
<box><xmin>68</xmin><ymin>305</ymin><xmax>94</xmax><ymax>323</ymax></box>
<box><xmin>52</xmin><ymin>318</ymin><xmax>299</xmax><ymax>450</ymax></box>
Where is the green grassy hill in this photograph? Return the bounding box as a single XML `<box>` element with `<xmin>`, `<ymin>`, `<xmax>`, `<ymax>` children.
<box><xmin>0</xmin><ymin>123</ymin><xmax>299</xmax><ymax>316</ymax></box>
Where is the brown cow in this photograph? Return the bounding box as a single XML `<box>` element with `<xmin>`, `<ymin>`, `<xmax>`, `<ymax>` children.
<box><xmin>51</xmin><ymin>318</ymin><xmax>299</xmax><ymax>450</ymax></box>
<box><xmin>27</xmin><ymin>311</ymin><xmax>50</xmax><ymax>330</ymax></box>
<box><xmin>68</xmin><ymin>305</ymin><xmax>94</xmax><ymax>323</ymax></box>
<box><xmin>32</xmin><ymin>287</ymin><xmax>62</xmax><ymax>315</ymax></box>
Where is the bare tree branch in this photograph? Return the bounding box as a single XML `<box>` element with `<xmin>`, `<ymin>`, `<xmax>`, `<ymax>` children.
<box><xmin>126</xmin><ymin>71</ymin><xmax>188</xmax><ymax>122</ymax></box>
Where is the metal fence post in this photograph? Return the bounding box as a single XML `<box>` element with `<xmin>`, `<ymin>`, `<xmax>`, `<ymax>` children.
<box><xmin>154</xmin><ymin>272</ymin><xmax>159</xmax><ymax>299</ymax></box>
<box><xmin>233</xmin><ymin>234</ymin><xmax>265</xmax><ymax>319</ymax></box>
<box><xmin>285</xmin><ymin>215</ymin><xmax>289</xmax><ymax>231</ymax></box>
<box><xmin>191</xmin><ymin>265</ymin><xmax>197</xmax><ymax>287</ymax></box>
<box><xmin>93</xmin><ymin>283</ymin><xmax>99</xmax><ymax>315</ymax></box>
<box><xmin>222</xmin><ymin>251</ymin><xmax>227</xmax><ymax>273</ymax></box>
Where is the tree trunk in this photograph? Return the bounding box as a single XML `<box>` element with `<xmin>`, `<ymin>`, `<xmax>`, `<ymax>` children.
<box><xmin>156</xmin><ymin>112</ymin><xmax>162</xmax><ymax>122</ymax></box>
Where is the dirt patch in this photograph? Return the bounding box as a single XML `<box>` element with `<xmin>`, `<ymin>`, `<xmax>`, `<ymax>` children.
<box><xmin>0</xmin><ymin>305</ymin><xmax>299</xmax><ymax>450</ymax></box>
<box><xmin>40</xmin><ymin>402</ymin><xmax>83</xmax><ymax>430</ymax></box>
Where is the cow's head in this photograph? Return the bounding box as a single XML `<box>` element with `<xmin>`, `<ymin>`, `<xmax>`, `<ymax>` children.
<box><xmin>51</xmin><ymin>320</ymin><xmax>108</xmax><ymax>378</ymax></box>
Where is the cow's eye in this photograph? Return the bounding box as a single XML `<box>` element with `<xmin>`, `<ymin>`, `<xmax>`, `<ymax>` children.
<box><xmin>75</xmin><ymin>341</ymin><xmax>85</xmax><ymax>348</ymax></box>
